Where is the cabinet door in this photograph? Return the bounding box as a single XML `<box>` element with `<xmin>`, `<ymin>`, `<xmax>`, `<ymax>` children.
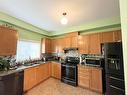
<box><xmin>45</xmin><ymin>38</ymin><xmax>51</xmax><ymax>53</ymax></box>
<box><xmin>41</xmin><ymin>38</ymin><xmax>51</xmax><ymax>53</ymax></box>
<box><xmin>78</xmin><ymin>66</ymin><xmax>90</xmax><ymax>88</ymax></box>
<box><xmin>101</xmin><ymin>32</ymin><xmax>114</xmax><ymax>43</ymax></box>
<box><xmin>24</xmin><ymin>67</ymin><xmax>36</xmax><ymax>92</ymax></box>
<box><xmin>57</xmin><ymin>38</ymin><xmax>64</xmax><ymax>53</ymax></box>
<box><xmin>64</xmin><ymin>37</ymin><xmax>71</xmax><ymax>48</ymax></box>
<box><xmin>51</xmin><ymin>63</ymin><xmax>61</xmax><ymax>79</ymax></box>
<box><xmin>89</xmin><ymin>33</ymin><xmax>101</xmax><ymax>54</ymax></box>
<box><xmin>51</xmin><ymin>39</ymin><xmax>58</xmax><ymax>53</ymax></box>
<box><xmin>36</xmin><ymin>63</ymin><xmax>50</xmax><ymax>84</ymax></box>
<box><xmin>42</xmin><ymin>63</ymin><xmax>50</xmax><ymax>80</ymax></box>
<box><xmin>0</xmin><ymin>27</ymin><xmax>18</xmax><ymax>55</ymax></box>
<box><xmin>114</xmin><ymin>30</ymin><xmax>122</xmax><ymax>41</ymax></box>
<box><xmin>78</xmin><ymin>76</ymin><xmax>90</xmax><ymax>88</ymax></box>
<box><xmin>90</xmin><ymin>69</ymin><xmax>102</xmax><ymax>93</ymax></box>
<box><xmin>71</xmin><ymin>36</ymin><xmax>78</xmax><ymax>47</ymax></box>
<box><xmin>78</xmin><ymin>35</ymin><xmax>89</xmax><ymax>54</ymax></box>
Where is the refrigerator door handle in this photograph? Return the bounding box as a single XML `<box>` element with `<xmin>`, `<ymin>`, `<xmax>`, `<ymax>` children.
<box><xmin>109</xmin><ymin>76</ymin><xmax>124</xmax><ymax>81</ymax></box>
<box><xmin>110</xmin><ymin>85</ymin><xmax>124</xmax><ymax>91</ymax></box>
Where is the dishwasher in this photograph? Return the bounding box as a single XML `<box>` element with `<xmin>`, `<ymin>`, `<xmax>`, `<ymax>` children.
<box><xmin>0</xmin><ymin>70</ymin><xmax>24</xmax><ymax>95</ymax></box>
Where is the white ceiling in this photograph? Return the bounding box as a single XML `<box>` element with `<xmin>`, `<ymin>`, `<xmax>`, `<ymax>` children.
<box><xmin>0</xmin><ymin>0</ymin><xmax>120</xmax><ymax>32</ymax></box>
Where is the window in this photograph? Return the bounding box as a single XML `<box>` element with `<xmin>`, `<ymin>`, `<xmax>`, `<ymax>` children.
<box><xmin>16</xmin><ymin>40</ymin><xmax>41</xmax><ymax>61</ymax></box>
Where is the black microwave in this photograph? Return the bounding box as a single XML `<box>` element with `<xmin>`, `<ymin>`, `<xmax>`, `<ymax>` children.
<box><xmin>85</xmin><ymin>58</ymin><xmax>104</xmax><ymax>67</ymax></box>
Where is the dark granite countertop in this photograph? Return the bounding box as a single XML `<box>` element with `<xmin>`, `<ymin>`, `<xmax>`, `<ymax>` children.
<box><xmin>0</xmin><ymin>60</ymin><xmax>62</xmax><ymax>77</ymax></box>
<box><xmin>78</xmin><ymin>64</ymin><xmax>103</xmax><ymax>70</ymax></box>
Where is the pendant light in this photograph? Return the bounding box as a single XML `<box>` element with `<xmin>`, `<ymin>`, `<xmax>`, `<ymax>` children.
<box><xmin>61</xmin><ymin>12</ymin><xmax>68</xmax><ymax>25</ymax></box>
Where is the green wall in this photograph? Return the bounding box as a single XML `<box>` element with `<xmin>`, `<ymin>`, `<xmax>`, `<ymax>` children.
<box><xmin>0</xmin><ymin>21</ymin><xmax>45</xmax><ymax>41</ymax></box>
<box><xmin>0</xmin><ymin>12</ymin><xmax>121</xmax><ymax>37</ymax></box>
<box><xmin>119</xmin><ymin>0</ymin><xmax>127</xmax><ymax>94</ymax></box>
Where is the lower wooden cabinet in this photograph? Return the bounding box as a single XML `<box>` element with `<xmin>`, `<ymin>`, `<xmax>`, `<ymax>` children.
<box><xmin>78</xmin><ymin>65</ymin><xmax>103</xmax><ymax>93</ymax></box>
<box><xmin>51</xmin><ymin>62</ymin><xmax>61</xmax><ymax>79</ymax></box>
<box><xmin>36</xmin><ymin>63</ymin><xmax>50</xmax><ymax>84</ymax></box>
<box><xmin>24</xmin><ymin>67</ymin><xmax>36</xmax><ymax>92</ymax></box>
<box><xmin>24</xmin><ymin>62</ymin><xmax>61</xmax><ymax>92</ymax></box>
<box><xmin>24</xmin><ymin>63</ymin><xmax>50</xmax><ymax>92</ymax></box>
<box><xmin>90</xmin><ymin>68</ymin><xmax>102</xmax><ymax>93</ymax></box>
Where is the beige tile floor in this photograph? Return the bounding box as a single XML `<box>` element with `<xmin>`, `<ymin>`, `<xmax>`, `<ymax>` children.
<box><xmin>24</xmin><ymin>78</ymin><xmax>102</xmax><ymax>95</ymax></box>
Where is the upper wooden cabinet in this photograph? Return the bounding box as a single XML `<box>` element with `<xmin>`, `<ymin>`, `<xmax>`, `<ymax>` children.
<box><xmin>51</xmin><ymin>39</ymin><xmax>58</xmax><ymax>53</ymax></box>
<box><xmin>78</xmin><ymin>35</ymin><xmax>89</xmax><ymax>54</ymax></box>
<box><xmin>51</xmin><ymin>38</ymin><xmax>64</xmax><ymax>53</ymax></box>
<box><xmin>64</xmin><ymin>32</ymin><xmax>78</xmax><ymax>48</ymax></box>
<box><xmin>101</xmin><ymin>32</ymin><xmax>114</xmax><ymax>43</ymax></box>
<box><xmin>78</xmin><ymin>30</ymin><xmax>122</xmax><ymax>54</ymax></box>
<box><xmin>114</xmin><ymin>30</ymin><xmax>122</xmax><ymax>41</ymax></box>
<box><xmin>0</xmin><ymin>26</ymin><xmax>18</xmax><ymax>56</ymax></box>
<box><xmin>101</xmin><ymin>30</ymin><xmax>122</xmax><ymax>43</ymax></box>
<box><xmin>89</xmin><ymin>33</ymin><xmax>101</xmax><ymax>54</ymax></box>
<box><xmin>41</xmin><ymin>38</ymin><xmax>51</xmax><ymax>53</ymax></box>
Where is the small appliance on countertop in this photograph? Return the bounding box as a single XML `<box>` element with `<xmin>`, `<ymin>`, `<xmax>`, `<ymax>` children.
<box><xmin>80</xmin><ymin>54</ymin><xmax>104</xmax><ymax>68</ymax></box>
<box><xmin>61</xmin><ymin>57</ymin><xmax>79</xmax><ymax>86</ymax></box>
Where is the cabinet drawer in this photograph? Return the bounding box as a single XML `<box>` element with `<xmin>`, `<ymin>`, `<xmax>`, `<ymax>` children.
<box><xmin>78</xmin><ymin>67</ymin><xmax>90</xmax><ymax>75</ymax></box>
<box><xmin>78</xmin><ymin>72</ymin><xmax>90</xmax><ymax>77</ymax></box>
<box><xmin>78</xmin><ymin>76</ymin><xmax>90</xmax><ymax>88</ymax></box>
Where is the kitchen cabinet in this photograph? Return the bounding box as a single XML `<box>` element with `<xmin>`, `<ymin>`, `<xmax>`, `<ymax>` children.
<box><xmin>89</xmin><ymin>33</ymin><xmax>101</xmax><ymax>54</ymax></box>
<box><xmin>0</xmin><ymin>26</ymin><xmax>18</xmax><ymax>56</ymax></box>
<box><xmin>57</xmin><ymin>38</ymin><xmax>64</xmax><ymax>53</ymax></box>
<box><xmin>78</xmin><ymin>30</ymin><xmax>121</xmax><ymax>54</ymax></box>
<box><xmin>90</xmin><ymin>68</ymin><xmax>102</xmax><ymax>93</ymax></box>
<box><xmin>101</xmin><ymin>30</ymin><xmax>122</xmax><ymax>43</ymax></box>
<box><xmin>24</xmin><ymin>63</ymin><xmax>50</xmax><ymax>92</ymax></box>
<box><xmin>71</xmin><ymin>36</ymin><xmax>78</xmax><ymax>47</ymax></box>
<box><xmin>51</xmin><ymin>39</ymin><xmax>58</xmax><ymax>53</ymax></box>
<box><xmin>114</xmin><ymin>30</ymin><xmax>122</xmax><ymax>41</ymax></box>
<box><xmin>36</xmin><ymin>63</ymin><xmax>50</xmax><ymax>84</ymax></box>
<box><xmin>51</xmin><ymin>62</ymin><xmax>61</xmax><ymax>79</ymax></box>
<box><xmin>78</xmin><ymin>66</ymin><xmax>90</xmax><ymax>88</ymax></box>
<box><xmin>24</xmin><ymin>67</ymin><xmax>36</xmax><ymax>92</ymax></box>
<box><xmin>101</xmin><ymin>32</ymin><xmax>114</xmax><ymax>43</ymax></box>
<box><xmin>51</xmin><ymin>38</ymin><xmax>64</xmax><ymax>53</ymax></box>
<box><xmin>78</xmin><ymin>65</ymin><xmax>103</xmax><ymax>93</ymax></box>
<box><xmin>64</xmin><ymin>37</ymin><xmax>71</xmax><ymax>48</ymax></box>
<box><xmin>41</xmin><ymin>38</ymin><xmax>51</xmax><ymax>53</ymax></box>
<box><xmin>64</xmin><ymin>32</ymin><xmax>78</xmax><ymax>48</ymax></box>
<box><xmin>78</xmin><ymin>35</ymin><xmax>89</xmax><ymax>54</ymax></box>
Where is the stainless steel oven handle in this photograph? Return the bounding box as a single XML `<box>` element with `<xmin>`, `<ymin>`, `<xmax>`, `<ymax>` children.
<box><xmin>62</xmin><ymin>64</ymin><xmax>76</xmax><ymax>68</ymax></box>
<box><xmin>110</xmin><ymin>85</ymin><xmax>124</xmax><ymax>91</ymax></box>
<box><xmin>109</xmin><ymin>76</ymin><xmax>124</xmax><ymax>81</ymax></box>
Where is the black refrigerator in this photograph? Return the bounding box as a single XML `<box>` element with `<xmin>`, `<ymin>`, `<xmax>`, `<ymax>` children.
<box><xmin>104</xmin><ymin>42</ymin><xmax>125</xmax><ymax>95</ymax></box>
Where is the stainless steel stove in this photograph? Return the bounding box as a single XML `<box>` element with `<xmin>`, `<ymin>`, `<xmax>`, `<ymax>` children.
<box><xmin>61</xmin><ymin>57</ymin><xmax>79</xmax><ymax>86</ymax></box>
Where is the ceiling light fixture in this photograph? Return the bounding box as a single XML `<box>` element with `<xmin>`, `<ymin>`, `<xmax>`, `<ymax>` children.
<box><xmin>61</xmin><ymin>12</ymin><xmax>68</xmax><ymax>25</ymax></box>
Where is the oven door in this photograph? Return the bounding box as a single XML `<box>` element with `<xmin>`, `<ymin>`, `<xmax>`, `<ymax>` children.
<box><xmin>61</xmin><ymin>64</ymin><xmax>77</xmax><ymax>82</ymax></box>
